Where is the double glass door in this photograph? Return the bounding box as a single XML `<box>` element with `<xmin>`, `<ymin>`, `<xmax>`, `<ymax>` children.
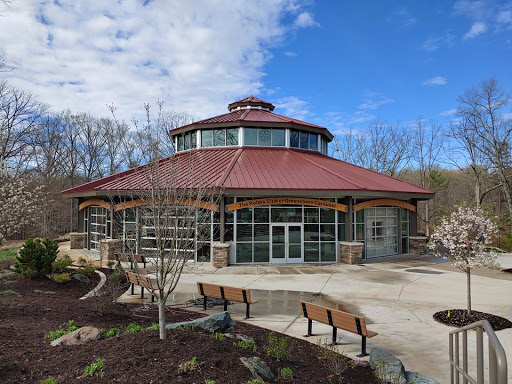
<box><xmin>271</xmin><ymin>224</ymin><xmax>303</xmax><ymax>263</ymax></box>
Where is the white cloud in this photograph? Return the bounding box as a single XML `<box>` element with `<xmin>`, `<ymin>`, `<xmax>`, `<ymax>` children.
<box><xmin>357</xmin><ymin>93</ymin><xmax>395</xmax><ymax>110</ymax></box>
<box><xmin>0</xmin><ymin>1</ymin><xmax>316</xmax><ymax>122</ymax></box>
<box><xmin>294</xmin><ymin>12</ymin><xmax>318</xmax><ymax>28</ymax></box>
<box><xmin>275</xmin><ymin>96</ymin><xmax>310</xmax><ymax>121</ymax></box>
<box><xmin>464</xmin><ymin>21</ymin><xmax>487</xmax><ymax>39</ymax></box>
<box><xmin>422</xmin><ymin>76</ymin><xmax>447</xmax><ymax>86</ymax></box>
<box><xmin>440</xmin><ymin>108</ymin><xmax>458</xmax><ymax>116</ymax></box>
<box><xmin>284</xmin><ymin>51</ymin><xmax>298</xmax><ymax>57</ymax></box>
<box><xmin>421</xmin><ymin>33</ymin><xmax>456</xmax><ymax>52</ymax></box>
<box><xmin>387</xmin><ymin>8</ymin><xmax>416</xmax><ymax>27</ymax></box>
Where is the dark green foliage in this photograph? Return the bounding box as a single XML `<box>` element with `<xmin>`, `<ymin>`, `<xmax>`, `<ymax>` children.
<box><xmin>74</xmin><ymin>266</ymin><xmax>97</xmax><ymax>277</ymax></box>
<box><xmin>265</xmin><ymin>331</ymin><xmax>296</xmax><ymax>361</ymax></box>
<box><xmin>44</xmin><ymin>320</ymin><xmax>78</xmax><ymax>341</ymax></box>
<box><xmin>14</xmin><ymin>238</ymin><xmax>59</xmax><ymax>278</ymax></box>
<box><xmin>51</xmin><ymin>255</ymin><xmax>73</xmax><ymax>273</ymax></box>
<box><xmin>108</xmin><ymin>263</ymin><xmax>126</xmax><ymax>285</ymax></box>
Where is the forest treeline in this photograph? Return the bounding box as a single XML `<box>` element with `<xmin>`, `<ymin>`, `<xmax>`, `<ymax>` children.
<box><xmin>1</xmin><ymin>78</ymin><xmax>511</xmax><ymax>247</ymax></box>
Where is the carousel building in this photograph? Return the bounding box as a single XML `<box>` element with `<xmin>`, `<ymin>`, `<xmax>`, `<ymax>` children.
<box><xmin>62</xmin><ymin>96</ymin><xmax>434</xmax><ymax>265</ymax></box>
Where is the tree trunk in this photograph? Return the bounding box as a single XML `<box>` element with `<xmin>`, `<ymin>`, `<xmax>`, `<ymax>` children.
<box><xmin>466</xmin><ymin>267</ymin><xmax>472</xmax><ymax>315</ymax></box>
<box><xmin>158</xmin><ymin>295</ymin><xmax>167</xmax><ymax>340</ymax></box>
<box><xmin>425</xmin><ymin>202</ymin><xmax>430</xmax><ymax>237</ymax></box>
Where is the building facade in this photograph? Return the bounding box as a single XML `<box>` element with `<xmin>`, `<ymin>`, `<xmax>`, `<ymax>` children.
<box><xmin>62</xmin><ymin>96</ymin><xmax>434</xmax><ymax>264</ymax></box>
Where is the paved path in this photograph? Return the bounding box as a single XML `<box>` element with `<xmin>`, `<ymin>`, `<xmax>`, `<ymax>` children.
<box><xmin>62</xmin><ymin>242</ymin><xmax>512</xmax><ymax>383</ymax></box>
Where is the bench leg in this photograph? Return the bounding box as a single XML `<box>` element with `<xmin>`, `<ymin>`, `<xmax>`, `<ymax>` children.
<box><xmin>357</xmin><ymin>336</ymin><xmax>368</xmax><ymax>357</ymax></box>
<box><xmin>304</xmin><ymin>319</ymin><xmax>313</xmax><ymax>337</ymax></box>
<box><xmin>151</xmin><ymin>294</ymin><xmax>155</xmax><ymax>303</ymax></box>
<box><xmin>224</xmin><ymin>299</ymin><xmax>228</xmax><ymax>312</ymax></box>
<box><xmin>141</xmin><ymin>286</ymin><xmax>144</xmax><ymax>299</ymax></box>
<box><xmin>203</xmin><ymin>296</ymin><xmax>207</xmax><ymax>310</ymax></box>
<box><xmin>245</xmin><ymin>303</ymin><xmax>250</xmax><ymax>319</ymax></box>
<box><xmin>332</xmin><ymin>327</ymin><xmax>338</xmax><ymax>345</ymax></box>
<box><xmin>130</xmin><ymin>283</ymin><xmax>134</xmax><ymax>295</ymax></box>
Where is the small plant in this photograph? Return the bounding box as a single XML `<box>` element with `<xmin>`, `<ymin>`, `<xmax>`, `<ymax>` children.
<box><xmin>44</xmin><ymin>320</ymin><xmax>78</xmax><ymax>341</ymax></box>
<box><xmin>198</xmin><ymin>255</ymin><xmax>209</xmax><ymax>262</ymax></box>
<box><xmin>146</xmin><ymin>323</ymin><xmax>159</xmax><ymax>331</ymax></box>
<box><xmin>40</xmin><ymin>378</ymin><xmax>58</xmax><ymax>384</ymax></box>
<box><xmin>47</xmin><ymin>272</ymin><xmax>71</xmax><ymax>284</ymax></box>
<box><xmin>51</xmin><ymin>255</ymin><xmax>73</xmax><ymax>273</ymax></box>
<box><xmin>266</xmin><ymin>331</ymin><xmax>296</xmax><ymax>361</ymax></box>
<box><xmin>84</xmin><ymin>358</ymin><xmax>104</xmax><ymax>378</ymax></box>
<box><xmin>2</xmin><ymin>289</ymin><xmax>20</xmax><ymax>296</ymax></box>
<box><xmin>317</xmin><ymin>339</ymin><xmax>351</xmax><ymax>376</ymax></box>
<box><xmin>14</xmin><ymin>237</ymin><xmax>59</xmax><ymax>278</ymax></box>
<box><xmin>106</xmin><ymin>327</ymin><xmax>120</xmax><ymax>337</ymax></box>
<box><xmin>74</xmin><ymin>266</ymin><xmax>97</xmax><ymax>277</ymax></box>
<box><xmin>106</xmin><ymin>260</ymin><xmax>115</xmax><ymax>269</ymax></box>
<box><xmin>77</xmin><ymin>257</ymin><xmax>87</xmax><ymax>266</ymax></box>
<box><xmin>352</xmin><ymin>359</ymin><xmax>368</xmax><ymax>367</ymax></box>
<box><xmin>125</xmin><ymin>322</ymin><xmax>144</xmax><ymax>334</ymax></box>
<box><xmin>34</xmin><ymin>289</ymin><xmax>56</xmax><ymax>295</ymax></box>
<box><xmin>177</xmin><ymin>357</ymin><xmax>199</xmax><ymax>374</ymax></box>
<box><xmin>204</xmin><ymin>380</ymin><xmax>216</xmax><ymax>384</ymax></box>
<box><xmin>177</xmin><ymin>323</ymin><xmax>197</xmax><ymax>331</ymax></box>
<box><xmin>279</xmin><ymin>367</ymin><xmax>294</xmax><ymax>379</ymax></box>
<box><xmin>234</xmin><ymin>339</ymin><xmax>257</xmax><ymax>352</ymax></box>
<box><xmin>244</xmin><ymin>380</ymin><xmax>264</xmax><ymax>384</ymax></box>
<box><xmin>214</xmin><ymin>332</ymin><xmax>225</xmax><ymax>340</ymax></box>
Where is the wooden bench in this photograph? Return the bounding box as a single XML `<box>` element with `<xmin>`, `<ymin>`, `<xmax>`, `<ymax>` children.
<box><xmin>115</xmin><ymin>253</ymin><xmax>147</xmax><ymax>270</ymax></box>
<box><xmin>196</xmin><ymin>282</ymin><xmax>258</xmax><ymax>319</ymax></box>
<box><xmin>125</xmin><ymin>271</ymin><xmax>157</xmax><ymax>302</ymax></box>
<box><xmin>299</xmin><ymin>300</ymin><xmax>378</xmax><ymax>357</ymax></box>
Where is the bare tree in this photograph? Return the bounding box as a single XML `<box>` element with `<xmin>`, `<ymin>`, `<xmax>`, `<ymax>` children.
<box><xmin>456</xmin><ymin>78</ymin><xmax>512</xmax><ymax>228</ymax></box>
<box><xmin>72</xmin><ymin>112</ymin><xmax>107</xmax><ymax>181</ymax></box>
<box><xmin>123</xmin><ymin>152</ymin><xmax>221</xmax><ymax>340</ymax></box>
<box><xmin>333</xmin><ymin>121</ymin><xmax>412</xmax><ymax>176</ymax></box>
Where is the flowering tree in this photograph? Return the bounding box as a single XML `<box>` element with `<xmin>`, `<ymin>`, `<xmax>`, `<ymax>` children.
<box><xmin>428</xmin><ymin>205</ymin><xmax>498</xmax><ymax>314</ymax></box>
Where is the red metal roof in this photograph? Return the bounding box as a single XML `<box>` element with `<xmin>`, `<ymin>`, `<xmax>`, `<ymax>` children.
<box><xmin>62</xmin><ymin>148</ymin><xmax>434</xmax><ymax>197</ymax></box>
<box><xmin>228</xmin><ymin>95</ymin><xmax>275</xmax><ymax>111</ymax></box>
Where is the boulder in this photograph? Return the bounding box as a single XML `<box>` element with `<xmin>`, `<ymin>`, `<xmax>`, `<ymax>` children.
<box><xmin>369</xmin><ymin>348</ymin><xmax>407</xmax><ymax>384</ymax></box>
<box><xmin>51</xmin><ymin>326</ymin><xmax>99</xmax><ymax>347</ymax></box>
<box><xmin>72</xmin><ymin>273</ymin><xmax>90</xmax><ymax>284</ymax></box>
<box><xmin>405</xmin><ymin>371</ymin><xmax>440</xmax><ymax>384</ymax></box>
<box><xmin>240</xmin><ymin>357</ymin><xmax>275</xmax><ymax>381</ymax></box>
<box><xmin>224</xmin><ymin>333</ymin><xmax>255</xmax><ymax>344</ymax></box>
<box><xmin>165</xmin><ymin>311</ymin><xmax>236</xmax><ymax>334</ymax></box>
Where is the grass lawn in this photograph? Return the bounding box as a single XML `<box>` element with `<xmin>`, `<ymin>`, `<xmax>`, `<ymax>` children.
<box><xmin>0</xmin><ymin>246</ymin><xmax>21</xmax><ymax>261</ymax></box>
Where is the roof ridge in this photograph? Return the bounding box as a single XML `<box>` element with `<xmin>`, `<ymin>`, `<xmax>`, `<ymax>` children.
<box><xmin>292</xmin><ymin>151</ymin><xmax>367</xmax><ymax>189</ymax></box>
<box><xmin>218</xmin><ymin>147</ymin><xmax>244</xmax><ymax>187</ymax></box>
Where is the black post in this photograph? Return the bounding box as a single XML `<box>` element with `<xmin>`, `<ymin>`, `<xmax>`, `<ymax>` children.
<box><xmin>332</xmin><ymin>327</ymin><xmax>338</xmax><ymax>345</ymax></box>
<box><xmin>131</xmin><ymin>283</ymin><xmax>134</xmax><ymax>295</ymax></box>
<box><xmin>245</xmin><ymin>303</ymin><xmax>250</xmax><ymax>319</ymax></box>
<box><xmin>203</xmin><ymin>296</ymin><xmax>207</xmax><ymax>310</ymax></box>
<box><xmin>357</xmin><ymin>336</ymin><xmax>368</xmax><ymax>357</ymax></box>
<box><xmin>223</xmin><ymin>300</ymin><xmax>228</xmax><ymax>311</ymax></box>
<box><xmin>307</xmin><ymin>319</ymin><xmax>312</xmax><ymax>336</ymax></box>
<box><xmin>141</xmin><ymin>287</ymin><xmax>144</xmax><ymax>299</ymax></box>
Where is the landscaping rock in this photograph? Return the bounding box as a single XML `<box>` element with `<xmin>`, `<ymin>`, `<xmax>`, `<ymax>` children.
<box><xmin>405</xmin><ymin>371</ymin><xmax>440</xmax><ymax>384</ymax></box>
<box><xmin>369</xmin><ymin>348</ymin><xmax>407</xmax><ymax>384</ymax></box>
<box><xmin>72</xmin><ymin>273</ymin><xmax>90</xmax><ymax>284</ymax></box>
<box><xmin>165</xmin><ymin>311</ymin><xmax>236</xmax><ymax>333</ymax></box>
<box><xmin>240</xmin><ymin>357</ymin><xmax>275</xmax><ymax>381</ymax></box>
<box><xmin>224</xmin><ymin>333</ymin><xmax>255</xmax><ymax>343</ymax></box>
<box><xmin>51</xmin><ymin>326</ymin><xmax>100</xmax><ymax>347</ymax></box>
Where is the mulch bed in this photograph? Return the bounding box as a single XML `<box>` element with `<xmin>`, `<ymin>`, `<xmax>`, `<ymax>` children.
<box><xmin>0</xmin><ymin>268</ymin><xmax>380</xmax><ymax>384</ymax></box>
<box><xmin>433</xmin><ymin>309</ymin><xmax>512</xmax><ymax>330</ymax></box>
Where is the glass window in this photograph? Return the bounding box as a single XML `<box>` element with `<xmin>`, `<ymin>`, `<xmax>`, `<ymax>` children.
<box><xmin>304</xmin><ymin>224</ymin><xmax>319</xmax><ymax>241</ymax></box>
<box><xmin>271</xmin><ymin>207</ymin><xmax>302</xmax><ymax>222</ymax></box>
<box><xmin>254</xmin><ymin>243</ymin><xmax>269</xmax><ymax>262</ymax></box>
<box><xmin>320</xmin><ymin>208</ymin><xmax>335</xmax><ymax>223</ymax></box>
<box><xmin>304</xmin><ymin>208</ymin><xmax>319</xmax><ymax>223</ymax></box>
<box><xmin>236</xmin><ymin>243</ymin><xmax>252</xmax><ymax>263</ymax></box>
<box><xmin>254</xmin><ymin>225</ymin><xmax>269</xmax><ymax>241</ymax></box>
<box><xmin>177</xmin><ymin>135</ymin><xmax>184</xmax><ymax>151</ymax></box>
<box><xmin>227</xmin><ymin>128</ymin><xmax>239</xmax><ymax>145</ymax></box>
<box><xmin>290</xmin><ymin>130</ymin><xmax>299</xmax><ymax>148</ymax></box>
<box><xmin>202</xmin><ymin>130</ymin><xmax>213</xmax><ymax>147</ymax></box>
<box><xmin>191</xmin><ymin>131</ymin><xmax>197</xmax><ymax>148</ymax></box>
<box><xmin>320</xmin><ymin>224</ymin><xmax>336</xmax><ymax>241</ymax></box>
<box><xmin>321</xmin><ymin>243</ymin><xmax>336</xmax><ymax>262</ymax></box>
<box><xmin>304</xmin><ymin>242</ymin><xmax>319</xmax><ymax>262</ymax></box>
<box><xmin>272</xmin><ymin>129</ymin><xmax>285</xmax><ymax>146</ymax></box>
<box><xmin>237</xmin><ymin>208</ymin><xmax>252</xmax><ymax>223</ymax></box>
<box><xmin>184</xmin><ymin>132</ymin><xmax>190</xmax><ymax>150</ymax></box>
<box><xmin>214</xmin><ymin>128</ymin><xmax>225</xmax><ymax>146</ymax></box>
<box><xmin>258</xmin><ymin>128</ymin><xmax>272</xmax><ymax>146</ymax></box>
<box><xmin>254</xmin><ymin>208</ymin><xmax>269</xmax><ymax>223</ymax></box>
<box><xmin>244</xmin><ymin>128</ymin><xmax>258</xmax><ymax>145</ymax></box>
<box><xmin>224</xmin><ymin>224</ymin><xmax>233</xmax><ymax>242</ymax></box>
<box><xmin>236</xmin><ymin>224</ymin><xmax>252</xmax><ymax>241</ymax></box>
<box><xmin>309</xmin><ymin>134</ymin><xmax>318</xmax><ymax>150</ymax></box>
<box><xmin>300</xmin><ymin>131</ymin><xmax>308</xmax><ymax>149</ymax></box>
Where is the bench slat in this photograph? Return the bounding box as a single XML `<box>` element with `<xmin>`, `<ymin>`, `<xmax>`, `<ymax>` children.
<box><xmin>196</xmin><ymin>282</ymin><xmax>258</xmax><ymax>304</ymax></box>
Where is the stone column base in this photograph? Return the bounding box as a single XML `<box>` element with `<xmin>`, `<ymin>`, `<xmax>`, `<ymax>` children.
<box><xmin>212</xmin><ymin>243</ymin><xmax>230</xmax><ymax>268</ymax></box>
<box><xmin>409</xmin><ymin>236</ymin><xmax>428</xmax><ymax>255</ymax></box>
<box><xmin>339</xmin><ymin>241</ymin><xmax>364</xmax><ymax>264</ymax></box>
<box><xmin>100</xmin><ymin>239</ymin><xmax>122</xmax><ymax>261</ymax></box>
<box><xmin>70</xmin><ymin>233</ymin><xmax>84</xmax><ymax>249</ymax></box>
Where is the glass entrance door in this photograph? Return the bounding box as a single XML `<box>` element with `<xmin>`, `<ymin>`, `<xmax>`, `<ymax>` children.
<box><xmin>271</xmin><ymin>224</ymin><xmax>303</xmax><ymax>263</ymax></box>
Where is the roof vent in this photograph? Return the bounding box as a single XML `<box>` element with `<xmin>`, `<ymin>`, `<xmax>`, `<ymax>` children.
<box><xmin>228</xmin><ymin>95</ymin><xmax>275</xmax><ymax>112</ymax></box>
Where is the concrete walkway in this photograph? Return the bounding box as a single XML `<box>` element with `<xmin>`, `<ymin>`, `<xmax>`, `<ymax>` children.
<box><xmin>60</xmin><ymin>243</ymin><xmax>512</xmax><ymax>383</ymax></box>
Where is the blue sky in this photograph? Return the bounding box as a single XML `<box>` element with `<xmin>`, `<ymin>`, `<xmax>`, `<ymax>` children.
<box><xmin>0</xmin><ymin>0</ymin><xmax>511</xmax><ymax>134</ymax></box>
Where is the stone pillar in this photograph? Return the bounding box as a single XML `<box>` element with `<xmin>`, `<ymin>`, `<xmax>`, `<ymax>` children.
<box><xmin>409</xmin><ymin>236</ymin><xmax>428</xmax><ymax>255</ymax></box>
<box><xmin>100</xmin><ymin>239</ymin><xmax>122</xmax><ymax>261</ymax></box>
<box><xmin>212</xmin><ymin>242</ymin><xmax>230</xmax><ymax>268</ymax></box>
<box><xmin>70</xmin><ymin>233</ymin><xmax>84</xmax><ymax>249</ymax></box>
<box><xmin>339</xmin><ymin>241</ymin><xmax>364</xmax><ymax>264</ymax></box>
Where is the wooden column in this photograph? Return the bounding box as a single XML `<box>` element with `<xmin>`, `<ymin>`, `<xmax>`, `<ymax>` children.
<box><xmin>344</xmin><ymin>196</ymin><xmax>353</xmax><ymax>242</ymax></box>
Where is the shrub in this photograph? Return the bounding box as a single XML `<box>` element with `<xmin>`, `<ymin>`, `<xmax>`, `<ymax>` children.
<box><xmin>125</xmin><ymin>323</ymin><xmax>144</xmax><ymax>334</ymax></box>
<box><xmin>177</xmin><ymin>357</ymin><xmax>199</xmax><ymax>374</ymax></box>
<box><xmin>234</xmin><ymin>339</ymin><xmax>257</xmax><ymax>351</ymax></box>
<box><xmin>317</xmin><ymin>339</ymin><xmax>351</xmax><ymax>376</ymax></box>
<box><xmin>34</xmin><ymin>289</ymin><xmax>56</xmax><ymax>295</ymax></box>
<box><xmin>47</xmin><ymin>272</ymin><xmax>71</xmax><ymax>284</ymax></box>
<box><xmin>84</xmin><ymin>358</ymin><xmax>104</xmax><ymax>378</ymax></box>
<box><xmin>2</xmin><ymin>289</ymin><xmax>20</xmax><ymax>296</ymax></box>
<box><xmin>14</xmin><ymin>238</ymin><xmax>59</xmax><ymax>278</ymax></box>
<box><xmin>44</xmin><ymin>320</ymin><xmax>78</xmax><ymax>341</ymax></box>
<box><xmin>40</xmin><ymin>378</ymin><xmax>58</xmax><ymax>384</ymax></box>
<box><xmin>279</xmin><ymin>367</ymin><xmax>294</xmax><ymax>379</ymax></box>
<box><xmin>106</xmin><ymin>327</ymin><xmax>120</xmax><ymax>337</ymax></box>
<box><xmin>214</xmin><ymin>332</ymin><xmax>225</xmax><ymax>340</ymax></box>
<box><xmin>51</xmin><ymin>255</ymin><xmax>73</xmax><ymax>273</ymax></box>
<box><xmin>265</xmin><ymin>331</ymin><xmax>296</xmax><ymax>361</ymax></box>
<box><xmin>146</xmin><ymin>323</ymin><xmax>159</xmax><ymax>331</ymax></box>
<box><xmin>204</xmin><ymin>380</ymin><xmax>216</xmax><ymax>384</ymax></box>
<box><xmin>106</xmin><ymin>260</ymin><xmax>115</xmax><ymax>269</ymax></box>
<box><xmin>109</xmin><ymin>263</ymin><xmax>126</xmax><ymax>285</ymax></box>
<box><xmin>74</xmin><ymin>266</ymin><xmax>97</xmax><ymax>277</ymax></box>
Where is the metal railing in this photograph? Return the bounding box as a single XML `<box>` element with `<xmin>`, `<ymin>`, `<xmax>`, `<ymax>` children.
<box><xmin>449</xmin><ymin>319</ymin><xmax>508</xmax><ymax>384</ymax></box>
